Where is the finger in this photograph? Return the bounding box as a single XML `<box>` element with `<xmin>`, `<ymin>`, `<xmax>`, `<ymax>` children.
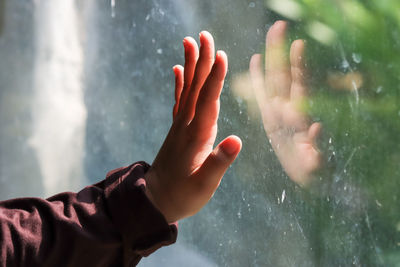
<box><xmin>192</xmin><ymin>135</ymin><xmax>242</xmax><ymax>194</ymax></box>
<box><xmin>265</xmin><ymin>20</ymin><xmax>291</xmax><ymax>98</ymax></box>
<box><xmin>178</xmin><ymin>36</ymin><xmax>199</xmax><ymax>115</ymax></box>
<box><xmin>308</xmin><ymin>122</ymin><xmax>322</xmax><ymax>148</ymax></box>
<box><xmin>290</xmin><ymin>40</ymin><xmax>308</xmax><ymax>100</ymax></box>
<box><xmin>190</xmin><ymin>50</ymin><xmax>227</xmax><ymax>132</ymax></box>
<box><xmin>182</xmin><ymin>31</ymin><xmax>215</xmax><ymax>122</ymax></box>
<box><xmin>249</xmin><ymin>54</ymin><xmax>267</xmax><ymax>107</ymax></box>
<box><xmin>173</xmin><ymin>65</ymin><xmax>184</xmax><ymax>119</ymax></box>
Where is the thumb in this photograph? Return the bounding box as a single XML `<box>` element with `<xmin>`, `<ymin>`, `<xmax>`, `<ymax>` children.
<box><xmin>308</xmin><ymin>122</ymin><xmax>322</xmax><ymax>148</ymax></box>
<box><xmin>194</xmin><ymin>135</ymin><xmax>242</xmax><ymax>193</ymax></box>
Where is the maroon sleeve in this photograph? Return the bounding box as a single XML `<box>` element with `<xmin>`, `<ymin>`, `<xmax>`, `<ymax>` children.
<box><xmin>0</xmin><ymin>162</ymin><xmax>177</xmax><ymax>267</ymax></box>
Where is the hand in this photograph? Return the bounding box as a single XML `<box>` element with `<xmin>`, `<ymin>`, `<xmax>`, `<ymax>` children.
<box><xmin>145</xmin><ymin>31</ymin><xmax>242</xmax><ymax>223</ymax></box>
<box><xmin>249</xmin><ymin>21</ymin><xmax>322</xmax><ymax>187</ymax></box>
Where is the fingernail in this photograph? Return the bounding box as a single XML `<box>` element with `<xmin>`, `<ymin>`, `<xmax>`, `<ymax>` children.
<box><xmin>183</xmin><ymin>38</ymin><xmax>189</xmax><ymax>50</ymax></box>
<box><xmin>199</xmin><ymin>32</ymin><xmax>204</xmax><ymax>45</ymax></box>
<box><xmin>274</xmin><ymin>20</ymin><xmax>287</xmax><ymax>29</ymax></box>
<box><xmin>222</xmin><ymin>143</ymin><xmax>237</xmax><ymax>156</ymax></box>
<box><xmin>221</xmin><ymin>136</ymin><xmax>242</xmax><ymax>156</ymax></box>
<box><xmin>172</xmin><ymin>65</ymin><xmax>178</xmax><ymax>74</ymax></box>
<box><xmin>216</xmin><ymin>50</ymin><xmax>227</xmax><ymax>61</ymax></box>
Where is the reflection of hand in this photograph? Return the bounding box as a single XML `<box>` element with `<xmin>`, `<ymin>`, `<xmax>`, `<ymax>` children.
<box><xmin>249</xmin><ymin>21</ymin><xmax>322</xmax><ymax>186</ymax></box>
<box><xmin>145</xmin><ymin>31</ymin><xmax>242</xmax><ymax>223</ymax></box>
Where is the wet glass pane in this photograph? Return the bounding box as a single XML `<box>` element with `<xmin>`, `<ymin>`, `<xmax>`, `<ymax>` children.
<box><xmin>0</xmin><ymin>0</ymin><xmax>399</xmax><ymax>266</ymax></box>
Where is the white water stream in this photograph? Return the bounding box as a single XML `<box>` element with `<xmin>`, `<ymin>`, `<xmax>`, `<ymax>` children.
<box><xmin>29</xmin><ymin>0</ymin><xmax>88</xmax><ymax>196</ymax></box>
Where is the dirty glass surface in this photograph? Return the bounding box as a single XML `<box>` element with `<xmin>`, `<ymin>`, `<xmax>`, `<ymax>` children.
<box><xmin>0</xmin><ymin>0</ymin><xmax>399</xmax><ymax>266</ymax></box>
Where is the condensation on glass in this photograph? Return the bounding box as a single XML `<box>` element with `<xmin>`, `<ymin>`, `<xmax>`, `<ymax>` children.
<box><xmin>0</xmin><ymin>0</ymin><xmax>398</xmax><ymax>266</ymax></box>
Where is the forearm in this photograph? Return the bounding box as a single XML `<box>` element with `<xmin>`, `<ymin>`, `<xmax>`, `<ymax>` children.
<box><xmin>0</xmin><ymin>162</ymin><xmax>177</xmax><ymax>267</ymax></box>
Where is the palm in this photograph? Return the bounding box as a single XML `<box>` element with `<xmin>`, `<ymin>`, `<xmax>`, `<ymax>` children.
<box><xmin>262</xmin><ymin>97</ymin><xmax>321</xmax><ymax>185</ymax></box>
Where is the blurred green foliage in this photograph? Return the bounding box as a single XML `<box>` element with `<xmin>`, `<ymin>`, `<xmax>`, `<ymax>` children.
<box><xmin>266</xmin><ymin>0</ymin><xmax>400</xmax><ymax>265</ymax></box>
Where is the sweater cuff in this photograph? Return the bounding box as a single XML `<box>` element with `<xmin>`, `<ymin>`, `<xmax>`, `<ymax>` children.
<box><xmin>104</xmin><ymin>162</ymin><xmax>178</xmax><ymax>265</ymax></box>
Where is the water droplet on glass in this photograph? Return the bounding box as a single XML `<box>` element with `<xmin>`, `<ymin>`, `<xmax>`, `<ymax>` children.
<box><xmin>145</xmin><ymin>14</ymin><xmax>150</xmax><ymax>21</ymax></box>
<box><xmin>156</xmin><ymin>48</ymin><xmax>163</xmax><ymax>54</ymax></box>
<box><xmin>249</xmin><ymin>2</ymin><xmax>255</xmax><ymax>8</ymax></box>
<box><xmin>376</xmin><ymin>86</ymin><xmax>383</xmax><ymax>94</ymax></box>
<box><xmin>329</xmin><ymin>137</ymin><xmax>332</xmax><ymax>144</ymax></box>
<box><xmin>281</xmin><ymin>190</ymin><xmax>286</xmax><ymax>203</ymax></box>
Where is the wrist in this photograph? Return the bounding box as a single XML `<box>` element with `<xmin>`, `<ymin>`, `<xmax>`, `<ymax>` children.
<box><xmin>144</xmin><ymin>168</ymin><xmax>174</xmax><ymax>223</ymax></box>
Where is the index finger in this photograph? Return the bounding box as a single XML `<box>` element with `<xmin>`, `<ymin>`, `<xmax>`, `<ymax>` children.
<box><xmin>265</xmin><ymin>21</ymin><xmax>291</xmax><ymax>98</ymax></box>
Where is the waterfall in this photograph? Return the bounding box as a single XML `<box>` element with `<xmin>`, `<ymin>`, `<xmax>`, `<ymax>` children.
<box><xmin>29</xmin><ymin>0</ymin><xmax>87</xmax><ymax>196</ymax></box>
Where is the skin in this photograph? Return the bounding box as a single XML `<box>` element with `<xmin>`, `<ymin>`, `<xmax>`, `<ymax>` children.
<box><xmin>144</xmin><ymin>31</ymin><xmax>242</xmax><ymax>223</ymax></box>
<box><xmin>249</xmin><ymin>21</ymin><xmax>322</xmax><ymax>187</ymax></box>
